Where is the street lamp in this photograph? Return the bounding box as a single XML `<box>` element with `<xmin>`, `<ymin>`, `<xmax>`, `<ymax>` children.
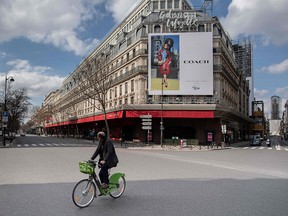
<box><xmin>2</xmin><ymin>75</ymin><xmax>15</xmax><ymax>146</ymax></box>
<box><xmin>160</xmin><ymin>77</ymin><xmax>164</xmax><ymax>147</ymax></box>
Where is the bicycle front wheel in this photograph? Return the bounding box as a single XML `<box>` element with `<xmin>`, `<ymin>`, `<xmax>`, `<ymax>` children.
<box><xmin>72</xmin><ymin>179</ymin><xmax>96</xmax><ymax>208</ymax></box>
<box><xmin>109</xmin><ymin>176</ymin><xmax>126</xmax><ymax>198</ymax></box>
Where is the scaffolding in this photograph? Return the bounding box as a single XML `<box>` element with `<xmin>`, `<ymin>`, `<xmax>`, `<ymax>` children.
<box><xmin>201</xmin><ymin>0</ymin><xmax>213</xmax><ymax>16</ymax></box>
<box><xmin>233</xmin><ymin>37</ymin><xmax>252</xmax><ymax>78</ymax></box>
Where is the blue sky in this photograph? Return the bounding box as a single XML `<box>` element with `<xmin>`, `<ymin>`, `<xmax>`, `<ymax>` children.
<box><xmin>0</xmin><ymin>0</ymin><xmax>287</xmax><ymax>118</ymax></box>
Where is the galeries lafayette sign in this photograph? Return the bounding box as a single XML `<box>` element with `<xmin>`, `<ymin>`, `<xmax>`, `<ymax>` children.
<box><xmin>159</xmin><ymin>10</ymin><xmax>198</xmax><ymax>29</ymax></box>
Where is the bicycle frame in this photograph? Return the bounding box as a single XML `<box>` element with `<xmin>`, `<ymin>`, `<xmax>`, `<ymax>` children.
<box><xmin>88</xmin><ymin>166</ymin><xmax>125</xmax><ymax>196</ymax></box>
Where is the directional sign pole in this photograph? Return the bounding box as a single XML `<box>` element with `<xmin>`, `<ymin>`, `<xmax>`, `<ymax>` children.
<box><xmin>148</xmin><ymin>130</ymin><xmax>150</xmax><ymax>145</ymax></box>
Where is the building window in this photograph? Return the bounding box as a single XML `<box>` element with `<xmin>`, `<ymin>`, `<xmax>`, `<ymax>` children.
<box><xmin>125</xmin><ymin>98</ymin><xmax>128</xmax><ymax>104</ymax></box>
<box><xmin>110</xmin><ymin>89</ymin><xmax>112</xmax><ymax>99</ymax></box>
<box><xmin>125</xmin><ymin>82</ymin><xmax>128</xmax><ymax>94</ymax></box>
<box><xmin>153</xmin><ymin>1</ymin><xmax>158</xmax><ymax>10</ymax></box>
<box><xmin>119</xmin><ymin>99</ymin><xmax>122</xmax><ymax>105</ymax></box>
<box><xmin>167</xmin><ymin>0</ymin><xmax>172</xmax><ymax>9</ymax></box>
<box><xmin>198</xmin><ymin>24</ymin><xmax>205</xmax><ymax>32</ymax></box>
<box><xmin>115</xmin><ymin>87</ymin><xmax>117</xmax><ymax>97</ymax></box>
<box><xmin>120</xmin><ymin>85</ymin><xmax>122</xmax><ymax>96</ymax></box>
<box><xmin>154</xmin><ymin>25</ymin><xmax>161</xmax><ymax>33</ymax></box>
<box><xmin>131</xmin><ymin>96</ymin><xmax>134</xmax><ymax>104</ymax></box>
<box><xmin>131</xmin><ymin>79</ymin><xmax>134</xmax><ymax>92</ymax></box>
<box><xmin>160</xmin><ymin>0</ymin><xmax>165</xmax><ymax>9</ymax></box>
<box><xmin>133</xmin><ymin>49</ymin><xmax>136</xmax><ymax>58</ymax></box>
<box><xmin>174</xmin><ymin>0</ymin><xmax>179</xmax><ymax>8</ymax></box>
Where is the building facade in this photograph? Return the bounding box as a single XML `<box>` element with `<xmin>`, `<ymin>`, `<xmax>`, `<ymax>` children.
<box><xmin>271</xmin><ymin>95</ymin><xmax>281</xmax><ymax>120</ymax></box>
<box><xmin>40</xmin><ymin>0</ymin><xmax>253</xmax><ymax>145</ymax></box>
<box><xmin>280</xmin><ymin>99</ymin><xmax>288</xmax><ymax>139</ymax></box>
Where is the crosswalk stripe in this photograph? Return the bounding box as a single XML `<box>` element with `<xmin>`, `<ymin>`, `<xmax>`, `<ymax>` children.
<box><xmin>32</xmin><ymin>144</ymin><xmax>37</xmax><ymax>147</ymax></box>
<box><xmin>24</xmin><ymin>144</ymin><xmax>29</xmax><ymax>147</ymax></box>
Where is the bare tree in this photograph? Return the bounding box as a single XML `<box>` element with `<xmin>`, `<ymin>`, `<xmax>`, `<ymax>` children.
<box><xmin>7</xmin><ymin>88</ymin><xmax>31</xmax><ymax>132</ymax></box>
<box><xmin>75</xmin><ymin>58</ymin><xmax>113</xmax><ymax>137</ymax></box>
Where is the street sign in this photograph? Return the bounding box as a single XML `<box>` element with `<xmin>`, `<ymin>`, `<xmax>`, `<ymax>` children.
<box><xmin>142</xmin><ymin>121</ymin><xmax>152</xmax><ymax>126</ymax></box>
<box><xmin>2</xmin><ymin>111</ymin><xmax>8</xmax><ymax>122</ymax></box>
<box><xmin>140</xmin><ymin>115</ymin><xmax>152</xmax><ymax>119</ymax></box>
<box><xmin>142</xmin><ymin>126</ymin><xmax>152</xmax><ymax>130</ymax></box>
<box><xmin>141</xmin><ymin>118</ymin><xmax>152</xmax><ymax>121</ymax></box>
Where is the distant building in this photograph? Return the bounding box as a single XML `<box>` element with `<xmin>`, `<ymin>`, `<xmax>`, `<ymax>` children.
<box><xmin>271</xmin><ymin>96</ymin><xmax>281</xmax><ymax>120</ymax></box>
<box><xmin>270</xmin><ymin>120</ymin><xmax>281</xmax><ymax>136</ymax></box>
<box><xmin>280</xmin><ymin>99</ymin><xmax>288</xmax><ymax>139</ymax></box>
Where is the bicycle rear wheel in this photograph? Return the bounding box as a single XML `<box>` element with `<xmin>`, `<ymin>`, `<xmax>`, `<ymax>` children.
<box><xmin>72</xmin><ymin>179</ymin><xmax>96</xmax><ymax>208</ymax></box>
<box><xmin>109</xmin><ymin>176</ymin><xmax>126</xmax><ymax>198</ymax></box>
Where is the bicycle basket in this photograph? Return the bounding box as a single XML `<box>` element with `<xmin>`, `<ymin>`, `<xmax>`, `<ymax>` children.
<box><xmin>79</xmin><ymin>161</ymin><xmax>95</xmax><ymax>174</ymax></box>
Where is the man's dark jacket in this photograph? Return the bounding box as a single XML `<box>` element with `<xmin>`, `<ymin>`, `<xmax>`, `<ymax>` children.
<box><xmin>91</xmin><ymin>139</ymin><xmax>119</xmax><ymax>168</ymax></box>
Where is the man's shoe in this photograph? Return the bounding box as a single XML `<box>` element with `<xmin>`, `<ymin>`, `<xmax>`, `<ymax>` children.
<box><xmin>101</xmin><ymin>183</ymin><xmax>109</xmax><ymax>189</ymax></box>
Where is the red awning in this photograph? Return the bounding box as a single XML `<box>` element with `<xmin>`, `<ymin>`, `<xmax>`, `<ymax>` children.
<box><xmin>45</xmin><ymin>110</ymin><xmax>123</xmax><ymax>128</ymax></box>
<box><xmin>126</xmin><ymin>110</ymin><xmax>214</xmax><ymax>118</ymax></box>
<box><xmin>45</xmin><ymin>110</ymin><xmax>213</xmax><ymax>128</ymax></box>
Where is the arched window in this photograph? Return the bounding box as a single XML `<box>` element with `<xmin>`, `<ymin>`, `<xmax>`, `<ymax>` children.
<box><xmin>154</xmin><ymin>25</ymin><xmax>161</xmax><ymax>33</ymax></box>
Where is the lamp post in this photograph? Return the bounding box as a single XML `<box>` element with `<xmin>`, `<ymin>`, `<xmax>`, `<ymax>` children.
<box><xmin>160</xmin><ymin>78</ymin><xmax>164</xmax><ymax>147</ymax></box>
<box><xmin>2</xmin><ymin>75</ymin><xmax>15</xmax><ymax>146</ymax></box>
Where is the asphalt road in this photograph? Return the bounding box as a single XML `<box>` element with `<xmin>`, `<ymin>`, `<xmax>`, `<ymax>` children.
<box><xmin>0</xmin><ymin>135</ymin><xmax>288</xmax><ymax>216</ymax></box>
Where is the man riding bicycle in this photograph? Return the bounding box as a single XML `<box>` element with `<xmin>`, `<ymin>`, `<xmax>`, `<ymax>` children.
<box><xmin>90</xmin><ymin>131</ymin><xmax>119</xmax><ymax>189</ymax></box>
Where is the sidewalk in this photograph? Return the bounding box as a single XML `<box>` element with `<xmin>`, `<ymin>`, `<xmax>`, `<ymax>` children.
<box><xmin>117</xmin><ymin>140</ymin><xmax>250</xmax><ymax>151</ymax></box>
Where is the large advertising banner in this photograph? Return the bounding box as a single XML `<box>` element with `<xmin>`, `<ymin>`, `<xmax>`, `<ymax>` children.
<box><xmin>148</xmin><ymin>32</ymin><xmax>213</xmax><ymax>95</ymax></box>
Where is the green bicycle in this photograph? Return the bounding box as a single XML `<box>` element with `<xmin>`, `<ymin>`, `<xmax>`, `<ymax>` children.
<box><xmin>72</xmin><ymin>160</ymin><xmax>126</xmax><ymax>208</ymax></box>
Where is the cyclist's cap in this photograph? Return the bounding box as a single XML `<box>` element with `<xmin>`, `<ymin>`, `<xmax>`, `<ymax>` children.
<box><xmin>97</xmin><ymin>131</ymin><xmax>106</xmax><ymax>138</ymax></box>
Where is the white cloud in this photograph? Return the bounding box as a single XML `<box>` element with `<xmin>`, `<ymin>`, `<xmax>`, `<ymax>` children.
<box><xmin>0</xmin><ymin>51</ymin><xmax>7</xmax><ymax>58</ymax></box>
<box><xmin>276</xmin><ymin>86</ymin><xmax>288</xmax><ymax>99</ymax></box>
<box><xmin>0</xmin><ymin>0</ymin><xmax>103</xmax><ymax>56</ymax></box>
<box><xmin>254</xmin><ymin>88</ymin><xmax>269</xmax><ymax>97</ymax></box>
<box><xmin>2</xmin><ymin>59</ymin><xmax>65</xmax><ymax>105</ymax></box>
<box><xmin>260</xmin><ymin>59</ymin><xmax>288</xmax><ymax>74</ymax></box>
<box><xmin>105</xmin><ymin>0</ymin><xmax>142</xmax><ymax>22</ymax></box>
<box><xmin>220</xmin><ymin>0</ymin><xmax>288</xmax><ymax>46</ymax></box>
